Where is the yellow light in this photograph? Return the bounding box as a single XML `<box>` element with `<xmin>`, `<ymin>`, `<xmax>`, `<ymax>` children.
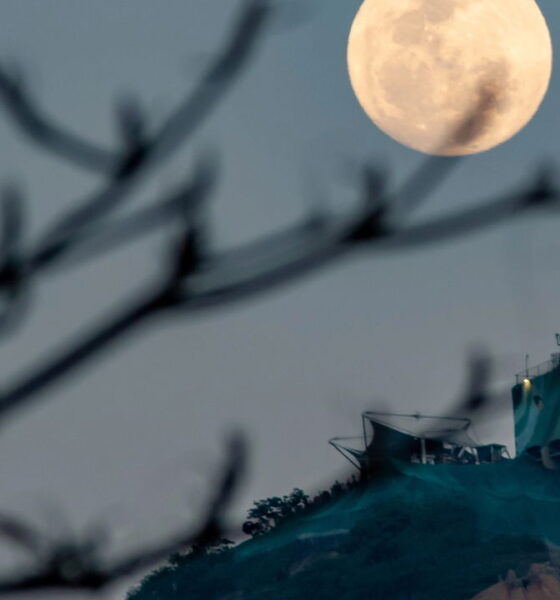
<box><xmin>523</xmin><ymin>378</ymin><xmax>531</xmax><ymax>385</ymax></box>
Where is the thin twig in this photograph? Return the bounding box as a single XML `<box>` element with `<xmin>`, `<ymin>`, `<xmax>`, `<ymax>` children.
<box><xmin>0</xmin><ymin>435</ymin><xmax>246</xmax><ymax>593</ymax></box>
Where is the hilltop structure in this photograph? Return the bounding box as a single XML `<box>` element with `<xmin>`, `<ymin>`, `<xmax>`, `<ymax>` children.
<box><xmin>330</xmin><ymin>411</ymin><xmax>509</xmax><ymax>477</ymax></box>
<box><xmin>332</xmin><ymin>350</ymin><xmax>560</xmax><ymax>476</ymax></box>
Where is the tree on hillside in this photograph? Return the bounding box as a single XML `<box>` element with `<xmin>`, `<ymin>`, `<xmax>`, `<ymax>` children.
<box><xmin>243</xmin><ymin>488</ymin><xmax>310</xmax><ymax>537</ymax></box>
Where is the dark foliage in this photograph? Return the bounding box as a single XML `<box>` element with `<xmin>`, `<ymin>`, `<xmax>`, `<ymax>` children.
<box><xmin>243</xmin><ymin>489</ymin><xmax>310</xmax><ymax>537</ymax></box>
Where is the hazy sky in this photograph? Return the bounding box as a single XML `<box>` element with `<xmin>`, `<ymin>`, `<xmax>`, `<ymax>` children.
<box><xmin>0</xmin><ymin>0</ymin><xmax>559</xmax><ymax>593</ymax></box>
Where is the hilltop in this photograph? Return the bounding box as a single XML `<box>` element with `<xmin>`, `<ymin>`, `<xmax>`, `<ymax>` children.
<box><xmin>128</xmin><ymin>457</ymin><xmax>560</xmax><ymax>600</ymax></box>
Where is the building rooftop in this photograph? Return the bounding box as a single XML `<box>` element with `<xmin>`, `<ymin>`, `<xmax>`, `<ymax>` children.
<box><xmin>515</xmin><ymin>353</ymin><xmax>560</xmax><ymax>384</ymax></box>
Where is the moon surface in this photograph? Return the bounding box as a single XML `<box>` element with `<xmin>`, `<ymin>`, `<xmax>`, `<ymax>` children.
<box><xmin>347</xmin><ymin>0</ymin><xmax>553</xmax><ymax>155</ymax></box>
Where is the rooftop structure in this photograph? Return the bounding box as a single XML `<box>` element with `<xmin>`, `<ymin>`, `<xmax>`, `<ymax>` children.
<box><xmin>329</xmin><ymin>411</ymin><xmax>509</xmax><ymax>475</ymax></box>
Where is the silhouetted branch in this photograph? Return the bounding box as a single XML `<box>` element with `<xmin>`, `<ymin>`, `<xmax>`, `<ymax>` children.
<box><xmin>0</xmin><ymin>291</ymin><xmax>161</xmax><ymax>420</ymax></box>
<box><xmin>0</xmin><ymin>0</ymin><xmax>273</xmax><ymax>305</ymax></box>
<box><xmin>0</xmin><ymin>435</ymin><xmax>246</xmax><ymax>594</ymax></box>
<box><xmin>0</xmin><ymin>156</ymin><xmax>216</xmax><ymax>337</ymax></box>
<box><xmin>38</xmin><ymin>0</ymin><xmax>271</xmax><ymax>248</ymax></box>
<box><xmin>0</xmin><ymin>1</ymin><xmax>271</xmax><ymax>179</ymax></box>
<box><xmin>0</xmin><ymin>154</ymin><xmax>553</xmax><ymax>342</ymax></box>
<box><xmin>148</xmin><ymin>0</ymin><xmax>271</xmax><ymax>167</ymax></box>
<box><xmin>0</xmin><ymin>63</ymin><xmax>116</xmax><ymax>173</ymax></box>
<box><xmin>0</xmin><ymin>164</ymin><xmax>555</xmax><ymax>424</ymax></box>
<box><xmin>0</xmin><ymin>0</ymin><xmax>552</xmax><ymax>420</ymax></box>
<box><xmin>0</xmin><ymin>184</ymin><xmax>28</xmax><ymax>333</ymax></box>
<box><xmin>32</xmin><ymin>154</ymin><xmax>218</xmax><ymax>271</ymax></box>
<box><xmin>381</xmin><ymin>164</ymin><xmax>557</xmax><ymax>250</ymax></box>
<box><xmin>0</xmin><ymin>514</ymin><xmax>44</xmax><ymax>559</ymax></box>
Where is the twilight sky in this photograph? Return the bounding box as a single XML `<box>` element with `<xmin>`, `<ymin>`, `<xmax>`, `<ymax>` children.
<box><xmin>0</xmin><ymin>0</ymin><xmax>558</xmax><ymax>593</ymax></box>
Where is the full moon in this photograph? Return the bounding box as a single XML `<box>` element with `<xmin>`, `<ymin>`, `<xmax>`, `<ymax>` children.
<box><xmin>347</xmin><ymin>0</ymin><xmax>553</xmax><ymax>155</ymax></box>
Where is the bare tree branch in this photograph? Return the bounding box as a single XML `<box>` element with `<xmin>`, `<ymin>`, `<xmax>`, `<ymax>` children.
<box><xmin>37</xmin><ymin>0</ymin><xmax>271</xmax><ymax>247</ymax></box>
<box><xmin>0</xmin><ymin>63</ymin><xmax>116</xmax><ymax>173</ymax></box>
<box><xmin>0</xmin><ymin>435</ymin><xmax>246</xmax><ymax>594</ymax></box>
<box><xmin>380</xmin><ymin>164</ymin><xmax>557</xmax><ymax>250</ymax></box>
<box><xmin>0</xmin><ymin>0</ymin><xmax>271</xmax><ymax>179</ymax></box>
<box><xmin>32</xmin><ymin>154</ymin><xmax>218</xmax><ymax>271</ymax></box>
<box><xmin>0</xmin><ymin>164</ymin><xmax>555</xmax><ymax>424</ymax></box>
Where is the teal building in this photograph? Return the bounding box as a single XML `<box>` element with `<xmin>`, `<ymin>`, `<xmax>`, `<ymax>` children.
<box><xmin>512</xmin><ymin>353</ymin><xmax>560</xmax><ymax>462</ymax></box>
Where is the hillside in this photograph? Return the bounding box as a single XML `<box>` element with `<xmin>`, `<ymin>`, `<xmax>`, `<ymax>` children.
<box><xmin>128</xmin><ymin>457</ymin><xmax>560</xmax><ymax>600</ymax></box>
